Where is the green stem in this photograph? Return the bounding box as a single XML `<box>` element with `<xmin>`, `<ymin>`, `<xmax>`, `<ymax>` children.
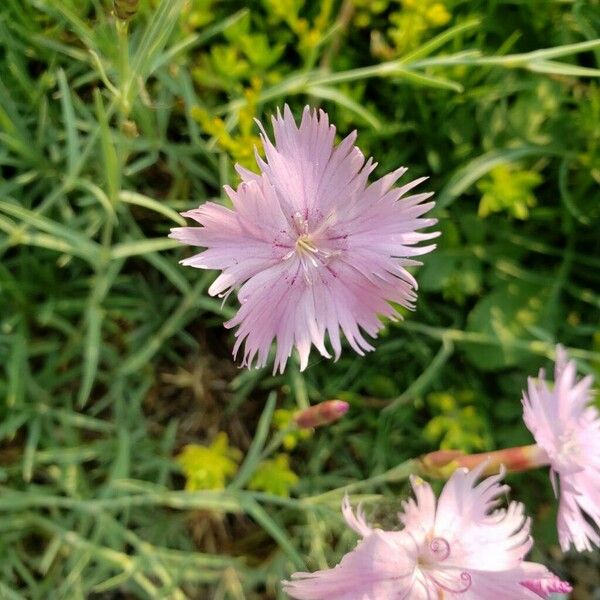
<box><xmin>304</xmin><ymin>459</ymin><xmax>419</xmax><ymax>504</ymax></box>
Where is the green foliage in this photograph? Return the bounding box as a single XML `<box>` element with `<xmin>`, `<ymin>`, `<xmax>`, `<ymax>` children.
<box><xmin>424</xmin><ymin>391</ymin><xmax>492</xmax><ymax>452</ymax></box>
<box><xmin>465</xmin><ymin>281</ymin><xmax>554</xmax><ymax>371</ymax></box>
<box><xmin>386</xmin><ymin>0</ymin><xmax>452</xmax><ymax>58</ymax></box>
<box><xmin>0</xmin><ymin>0</ymin><xmax>599</xmax><ymax>596</ymax></box>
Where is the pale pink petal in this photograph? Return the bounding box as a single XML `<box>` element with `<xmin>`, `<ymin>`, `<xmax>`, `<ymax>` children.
<box><xmin>342</xmin><ymin>495</ymin><xmax>372</xmax><ymax>538</ymax></box>
<box><xmin>398</xmin><ymin>475</ymin><xmax>436</xmax><ymax>534</ymax></box>
<box><xmin>282</xmin><ymin>530</ymin><xmax>414</xmax><ymax>600</ymax></box>
<box><xmin>557</xmin><ymin>474</ymin><xmax>600</xmax><ymax>551</ymax></box>
<box><xmin>462</xmin><ymin>568</ymin><xmax>548</xmax><ymax>599</ymax></box>
<box><xmin>522</xmin><ymin>573</ymin><xmax>572</xmax><ymax>598</ymax></box>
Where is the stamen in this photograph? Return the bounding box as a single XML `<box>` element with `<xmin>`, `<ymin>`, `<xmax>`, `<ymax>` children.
<box><xmin>420</xmin><ymin>536</ymin><xmax>472</xmax><ymax>595</ymax></box>
<box><xmin>429</xmin><ymin>537</ymin><xmax>450</xmax><ymax>561</ymax></box>
<box><xmin>280</xmin><ymin>219</ymin><xmax>340</xmax><ymax>271</ymax></box>
<box><xmin>296</xmin><ymin>234</ymin><xmax>319</xmax><ymax>255</ymax></box>
<box><xmin>429</xmin><ymin>571</ymin><xmax>472</xmax><ymax>594</ymax></box>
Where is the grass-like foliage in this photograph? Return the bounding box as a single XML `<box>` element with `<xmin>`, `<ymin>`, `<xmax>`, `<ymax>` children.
<box><xmin>1</xmin><ymin>0</ymin><xmax>599</xmax><ymax>597</ymax></box>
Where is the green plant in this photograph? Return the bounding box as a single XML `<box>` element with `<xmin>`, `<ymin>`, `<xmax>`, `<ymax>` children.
<box><xmin>1</xmin><ymin>0</ymin><xmax>598</xmax><ymax>596</ymax></box>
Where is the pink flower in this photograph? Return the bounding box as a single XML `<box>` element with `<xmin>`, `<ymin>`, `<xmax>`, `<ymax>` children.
<box><xmin>522</xmin><ymin>345</ymin><xmax>600</xmax><ymax>552</ymax></box>
<box><xmin>283</xmin><ymin>465</ymin><xmax>560</xmax><ymax>599</ymax></box>
<box><xmin>170</xmin><ymin>106</ymin><xmax>437</xmax><ymax>373</ymax></box>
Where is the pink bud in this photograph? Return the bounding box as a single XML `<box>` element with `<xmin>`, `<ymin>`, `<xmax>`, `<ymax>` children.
<box><xmin>294</xmin><ymin>400</ymin><xmax>349</xmax><ymax>429</ymax></box>
<box><xmin>419</xmin><ymin>444</ymin><xmax>550</xmax><ymax>479</ymax></box>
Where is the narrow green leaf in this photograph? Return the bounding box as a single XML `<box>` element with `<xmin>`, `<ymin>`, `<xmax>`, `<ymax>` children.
<box><xmin>435</xmin><ymin>146</ymin><xmax>563</xmax><ymax>210</ymax></box>
<box><xmin>110</xmin><ymin>238</ymin><xmax>180</xmax><ymax>259</ymax></box>
<box><xmin>230</xmin><ymin>392</ymin><xmax>277</xmax><ymax>490</ymax></box>
<box><xmin>57</xmin><ymin>69</ymin><xmax>79</xmax><ymax>179</ymax></box>
<box><xmin>77</xmin><ymin>304</ymin><xmax>103</xmax><ymax>407</ymax></box>
<box><xmin>394</xmin><ymin>69</ymin><xmax>463</xmax><ymax>92</ymax></box>
<box><xmin>7</xmin><ymin>318</ymin><xmax>27</xmax><ymax>407</ymax></box>
<box><xmin>400</xmin><ymin>18</ymin><xmax>481</xmax><ymax>64</ymax></box>
<box><xmin>559</xmin><ymin>159</ymin><xmax>591</xmax><ymax>225</ymax></box>
<box><xmin>130</xmin><ymin>0</ymin><xmax>187</xmax><ymax>82</ymax></box>
<box><xmin>31</xmin><ymin>33</ymin><xmax>89</xmax><ymax>62</ymax></box>
<box><xmin>528</xmin><ymin>60</ymin><xmax>600</xmax><ymax>77</ymax></box>
<box><xmin>109</xmin><ymin>428</ymin><xmax>131</xmax><ymax>482</ymax></box>
<box><xmin>308</xmin><ymin>85</ymin><xmax>382</xmax><ymax>129</ymax></box>
<box><xmin>40</xmin><ymin>1</ymin><xmax>97</xmax><ymax>51</ymax></box>
<box><xmin>0</xmin><ymin>581</ymin><xmax>27</xmax><ymax>600</ymax></box>
<box><xmin>0</xmin><ymin>412</ymin><xmax>29</xmax><ymax>442</ymax></box>
<box><xmin>517</xmin><ymin>38</ymin><xmax>600</xmax><ymax>62</ymax></box>
<box><xmin>74</xmin><ymin>178</ymin><xmax>117</xmax><ymax>221</ymax></box>
<box><xmin>141</xmin><ymin>251</ymin><xmax>190</xmax><ymax>295</ymax></box>
<box><xmin>119</xmin><ymin>190</ymin><xmax>185</xmax><ymax>225</ymax></box>
<box><xmin>242</xmin><ymin>498</ymin><xmax>304</xmax><ymax>568</ymax></box>
<box><xmin>39</xmin><ymin>537</ymin><xmax>63</xmax><ymax>576</ymax></box>
<box><xmin>119</xmin><ymin>279</ymin><xmax>208</xmax><ymax>374</ymax></box>
<box><xmin>0</xmin><ymin>200</ymin><xmax>101</xmax><ymax>263</ymax></box>
<box><xmin>22</xmin><ymin>417</ymin><xmax>41</xmax><ymax>482</ymax></box>
<box><xmin>0</xmin><ymin>79</ymin><xmax>43</xmax><ymax>166</ymax></box>
<box><xmin>93</xmin><ymin>90</ymin><xmax>120</xmax><ymax>205</ymax></box>
<box><xmin>149</xmin><ymin>9</ymin><xmax>249</xmax><ymax>74</ymax></box>
<box><xmin>78</xmin><ymin>259</ymin><xmax>123</xmax><ymax>407</ymax></box>
<box><xmin>11</xmin><ymin>231</ymin><xmax>81</xmax><ymax>258</ymax></box>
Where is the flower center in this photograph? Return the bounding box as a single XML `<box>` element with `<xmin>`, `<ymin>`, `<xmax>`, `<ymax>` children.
<box><xmin>553</xmin><ymin>429</ymin><xmax>582</xmax><ymax>471</ymax></box>
<box><xmin>282</xmin><ymin>212</ymin><xmax>338</xmax><ymax>275</ymax></box>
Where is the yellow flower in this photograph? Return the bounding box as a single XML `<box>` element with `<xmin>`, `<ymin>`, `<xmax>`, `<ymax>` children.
<box><xmin>248</xmin><ymin>454</ymin><xmax>299</xmax><ymax>497</ymax></box>
<box><xmin>426</xmin><ymin>4</ymin><xmax>451</xmax><ymax>27</ymax></box>
<box><xmin>176</xmin><ymin>433</ymin><xmax>242</xmax><ymax>491</ymax></box>
<box><xmin>273</xmin><ymin>409</ymin><xmax>312</xmax><ymax>450</ymax></box>
<box><xmin>477</xmin><ymin>164</ymin><xmax>542</xmax><ymax>220</ymax></box>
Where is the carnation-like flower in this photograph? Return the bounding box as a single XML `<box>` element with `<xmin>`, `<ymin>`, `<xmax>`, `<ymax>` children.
<box><xmin>283</xmin><ymin>465</ymin><xmax>561</xmax><ymax>599</ymax></box>
<box><xmin>522</xmin><ymin>345</ymin><xmax>600</xmax><ymax>552</ymax></box>
<box><xmin>170</xmin><ymin>106</ymin><xmax>437</xmax><ymax>372</ymax></box>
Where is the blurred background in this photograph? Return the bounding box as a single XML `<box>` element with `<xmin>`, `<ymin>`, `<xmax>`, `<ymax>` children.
<box><xmin>0</xmin><ymin>0</ymin><xmax>599</xmax><ymax>597</ymax></box>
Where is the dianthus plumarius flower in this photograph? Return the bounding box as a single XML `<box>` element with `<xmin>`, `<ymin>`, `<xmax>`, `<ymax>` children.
<box><xmin>522</xmin><ymin>345</ymin><xmax>600</xmax><ymax>552</ymax></box>
<box><xmin>283</xmin><ymin>464</ymin><xmax>564</xmax><ymax>599</ymax></box>
<box><xmin>170</xmin><ymin>106</ymin><xmax>438</xmax><ymax>373</ymax></box>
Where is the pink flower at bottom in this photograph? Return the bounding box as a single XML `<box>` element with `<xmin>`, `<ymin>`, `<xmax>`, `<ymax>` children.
<box><xmin>283</xmin><ymin>465</ymin><xmax>564</xmax><ymax>599</ymax></box>
<box><xmin>522</xmin><ymin>345</ymin><xmax>600</xmax><ymax>551</ymax></box>
<box><xmin>170</xmin><ymin>106</ymin><xmax>438</xmax><ymax>373</ymax></box>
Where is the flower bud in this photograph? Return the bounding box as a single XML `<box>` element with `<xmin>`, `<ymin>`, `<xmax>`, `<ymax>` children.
<box><xmin>114</xmin><ymin>0</ymin><xmax>138</xmax><ymax>20</ymax></box>
<box><xmin>419</xmin><ymin>444</ymin><xmax>550</xmax><ymax>479</ymax></box>
<box><xmin>294</xmin><ymin>400</ymin><xmax>349</xmax><ymax>429</ymax></box>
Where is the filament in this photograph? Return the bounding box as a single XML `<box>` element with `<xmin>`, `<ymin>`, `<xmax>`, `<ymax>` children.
<box><xmin>429</xmin><ymin>537</ymin><xmax>450</xmax><ymax>561</ymax></box>
<box><xmin>429</xmin><ymin>571</ymin><xmax>472</xmax><ymax>594</ymax></box>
